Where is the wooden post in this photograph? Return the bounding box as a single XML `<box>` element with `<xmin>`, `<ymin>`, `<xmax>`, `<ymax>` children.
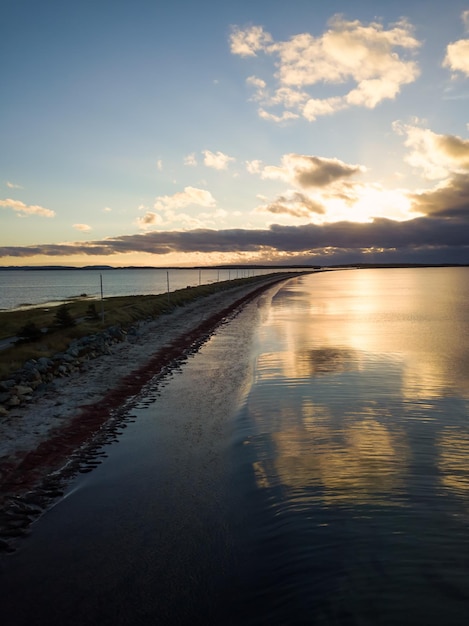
<box><xmin>100</xmin><ymin>274</ymin><xmax>105</xmax><ymax>324</ymax></box>
<box><xmin>166</xmin><ymin>271</ymin><xmax>170</xmax><ymax>305</ymax></box>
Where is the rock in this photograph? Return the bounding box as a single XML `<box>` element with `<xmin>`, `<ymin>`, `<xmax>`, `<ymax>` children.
<box><xmin>23</xmin><ymin>359</ymin><xmax>38</xmax><ymax>371</ymax></box>
<box><xmin>22</xmin><ymin>367</ymin><xmax>42</xmax><ymax>383</ymax></box>
<box><xmin>0</xmin><ymin>405</ymin><xmax>9</xmax><ymax>417</ymax></box>
<box><xmin>13</xmin><ymin>385</ymin><xmax>34</xmax><ymax>397</ymax></box>
<box><xmin>36</xmin><ymin>357</ymin><xmax>53</xmax><ymax>372</ymax></box>
<box><xmin>0</xmin><ymin>392</ymin><xmax>11</xmax><ymax>404</ymax></box>
<box><xmin>7</xmin><ymin>395</ymin><xmax>21</xmax><ymax>407</ymax></box>
<box><xmin>0</xmin><ymin>379</ymin><xmax>16</xmax><ymax>391</ymax></box>
<box><xmin>53</xmin><ymin>352</ymin><xmax>74</xmax><ymax>363</ymax></box>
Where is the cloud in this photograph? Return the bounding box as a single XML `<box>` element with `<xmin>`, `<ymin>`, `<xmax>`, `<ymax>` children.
<box><xmin>246</xmin><ymin>159</ymin><xmax>263</xmax><ymax>174</ymax></box>
<box><xmin>257</xmin><ymin>191</ymin><xmax>325</xmax><ymax>218</ymax></box>
<box><xmin>0</xmin><ymin>198</ymin><xmax>55</xmax><ymax>218</ymax></box>
<box><xmin>395</xmin><ymin>123</ymin><xmax>469</xmax><ymax>179</ymax></box>
<box><xmin>135</xmin><ymin>211</ymin><xmax>163</xmax><ymax>229</ymax></box>
<box><xmin>1</xmin><ymin>216</ymin><xmax>467</xmax><ymax>262</ymax></box>
<box><xmin>154</xmin><ymin>186</ymin><xmax>216</xmax><ymax>211</ymax></box>
<box><xmin>258</xmin><ymin>109</ymin><xmax>300</xmax><ymax>122</ymax></box>
<box><xmin>184</xmin><ymin>153</ymin><xmax>198</xmax><ymax>167</ymax></box>
<box><xmin>463</xmin><ymin>10</ymin><xmax>469</xmax><ymax>31</ymax></box>
<box><xmin>303</xmin><ymin>97</ymin><xmax>345</xmax><ymax>121</ymax></box>
<box><xmin>6</xmin><ymin>181</ymin><xmax>22</xmax><ymax>189</ymax></box>
<box><xmin>443</xmin><ymin>10</ymin><xmax>469</xmax><ymax>76</ymax></box>
<box><xmin>229</xmin><ymin>25</ymin><xmax>273</xmax><ymax>56</ymax></box>
<box><xmin>260</xmin><ymin>153</ymin><xmax>363</xmax><ymax>188</ymax></box>
<box><xmin>202</xmin><ymin>150</ymin><xmax>235</xmax><ymax>170</ymax></box>
<box><xmin>156</xmin><ymin>160</ymin><xmax>163</xmax><ymax>171</ymax></box>
<box><xmin>246</xmin><ymin>75</ymin><xmax>268</xmax><ymax>99</ymax></box>
<box><xmin>231</xmin><ymin>16</ymin><xmax>420</xmax><ymax>121</ymax></box>
<box><xmin>443</xmin><ymin>39</ymin><xmax>469</xmax><ymax>76</ymax></box>
<box><xmin>103</xmin><ymin>207</ymin><xmax>112</xmax><ymax>212</ymax></box>
<box><xmin>410</xmin><ymin>174</ymin><xmax>469</xmax><ymax>219</ymax></box>
<box><xmin>73</xmin><ymin>223</ymin><xmax>92</xmax><ymax>232</ymax></box>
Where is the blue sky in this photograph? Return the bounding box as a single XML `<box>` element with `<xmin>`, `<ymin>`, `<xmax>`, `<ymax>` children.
<box><xmin>1</xmin><ymin>0</ymin><xmax>469</xmax><ymax>266</ymax></box>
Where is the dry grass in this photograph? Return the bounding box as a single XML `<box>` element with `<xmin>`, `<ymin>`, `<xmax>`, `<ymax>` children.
<box><xmin>0</xmin><ymin>275</ymin><xmax>282</xmax><ymax>380</ymax></box>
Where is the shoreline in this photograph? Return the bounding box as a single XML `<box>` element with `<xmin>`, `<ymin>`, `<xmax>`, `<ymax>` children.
<box><xmin>0</xmin><ymin>273</ymin><xmax>302</xmax><ymax>550</ymax></box>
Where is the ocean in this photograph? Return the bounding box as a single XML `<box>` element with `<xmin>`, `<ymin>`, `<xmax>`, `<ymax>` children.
<box><xmin>1</xmin><ymin>267</ymin><xmax>469</xmax><ymax>625</ymax></box>
<box><xmin>0</xmin><ymin>267</ymin><xmax>293</xmax><ymax>310</ymax></box>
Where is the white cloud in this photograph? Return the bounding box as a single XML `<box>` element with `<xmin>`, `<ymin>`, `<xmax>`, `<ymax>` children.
<box><xmin>232</xmin><ymin>16</ymin><xmax>420</xmax><ymax>122</ymax></box>
<box><xmin>6</xmin><ymin>181</ymin><xmax>22</xmax><ymax>189</ymax></box>
<box><xmin>443</xmin><ymin>10</ymin><xmax>469</xmax><ymax>76</ymax></box>
<box><xmin>0</xmin><ymin>198</ymin><xmax>55</xmax><ymax>217</ymax></box>
<box><xmin>258</xmin><ymin>108</ymin><xmax>300</xmax><ymax>122</ymax></box>
<box><xmin>184</xmin><ymin>153</ymin><xmax>198</xmax><ymax>167</ymax></box>
<box><xmin>395</xmin><ymin>122</ymin><xmax>469</xmax><ymax>179</ymax></box>
<box><xmin>156</xmin><ymin>160</ymin><xmax>163</xmax><ymax>171</ymax></box>
<box><xmin>154</xmin><ymin>186</ymin><xmax>216</xmax><ymax>211</ymax></box>
<box><xmin>246</xmin><ymin>159</ymin><xmax>263</xmax><ymax>174</ymax></box>
<box><xmin>229</xmin><ymin>25</ymin><xmax>273</xmax><ymax>57</ymax></box>
<box><xmin>303</xmin><ymin>97</ymin><xmax>345</xmax><ymax>121</ymax></box>
<box><xmin>103</xmin><ymin>207</ymin><xmax>112</xmax><ymax>212</ymax></box>
<box><xmin>73</xmin><ymin>223</ymin><xmax>91</xmax><ymax>232</ymax></box>
<box><xmin>202</xmin><ymin>150</ymin><xmax>235</xmax><ymax>170</ymax></box>
<box><xmin>198</xmin><ymin>208</ymin><xmax>228</xmax><ymax>222</ymax></box>
<box><xmin>246</xmin><ymin>75</ymin><xmax>267</xmax><ymax>101</ymax></box>
<box><xmin>462</xmin><ymin>10</ymin><xmax>469</xmax><ymax>31</ymax></box>
<box><xmin>443</xmin><ymin>39</ymin><xmax>469</xmax><ymax>76</ymax></box>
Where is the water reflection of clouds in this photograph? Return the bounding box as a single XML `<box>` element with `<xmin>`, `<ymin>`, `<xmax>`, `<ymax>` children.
<box><xmin>256</xmin><ymin>346</ymin><xmax>359</xmax><ymax>381</ymax></box>
<box><xmin>263</xmin><ymin>270</ymin><xmax>469</xmax><ymax>400</ymax></box>
<box><xmin>246</xmin><ymin>270</ymin><xmax>469</xmax><ymax>508</ymax></box>
<box><xmin>438</xmin><ymin>430</ymin><xmax>469</xmax><ymax>496</ymax></box>
<box><xmin>249</xmin><ymin>394</ymin><xmax>409</xmax><ymax>506</ymax></box>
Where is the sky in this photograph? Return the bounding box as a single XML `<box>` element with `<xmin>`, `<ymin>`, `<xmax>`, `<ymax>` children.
<box><xmin>1</xmin><ymin>0</ymin><xmax>469</xmax><ymax>267</ymax></box>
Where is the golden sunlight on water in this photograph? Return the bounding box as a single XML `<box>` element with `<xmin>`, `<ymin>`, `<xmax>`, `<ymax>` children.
<box><xmin>438</xmin><ymin>431</ymin><xmax>469</xmax><ymax>497</ymax></box>
<box><xmin>235</xmin><ymin>268</ymin><xmax>469</xmax><ymax>624</ymax></box>
<box><xmin>245</xmin><ymin>268</ymin><xmax>469</xmax><ymax>511</ymax></box>
<box><xmin>252</xmin><ymin>405</ymin><xmax>409</xmax><ymax>506</ymax></box>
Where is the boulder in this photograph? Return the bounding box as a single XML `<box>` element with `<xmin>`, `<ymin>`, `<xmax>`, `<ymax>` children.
<box><xmin>7</xmin><ymin>395</ymin><xmax>21</xmax><ymax>407</ymax></box>
<box><xmin>13</xmin><ymin>385</ymin><xmax>34</xmax><ymax>397</ymax></box>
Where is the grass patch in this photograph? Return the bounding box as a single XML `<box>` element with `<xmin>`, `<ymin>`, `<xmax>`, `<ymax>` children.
<box><xmin>0</xmin><ymin>274</ymin><xmax>294</xmax><ymax>380</ymax></box>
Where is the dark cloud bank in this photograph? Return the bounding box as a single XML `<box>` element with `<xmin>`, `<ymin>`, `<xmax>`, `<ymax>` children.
<box><xmin>1</xmin><ymin>214</ymin><xmax>468</xmax><ymax>265</ymax></box>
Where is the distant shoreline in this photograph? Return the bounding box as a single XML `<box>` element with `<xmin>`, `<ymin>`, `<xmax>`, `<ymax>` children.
<box><xmin>0</xmin><ymin>263</ymin><xmax>467</xmax><ymax>271</ymax></box>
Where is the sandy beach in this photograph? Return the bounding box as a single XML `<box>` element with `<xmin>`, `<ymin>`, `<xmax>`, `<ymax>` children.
<box><xmin>0</xmin><ymin>273</ymin><xmax>300</xmax><ymax>547</ymax></box>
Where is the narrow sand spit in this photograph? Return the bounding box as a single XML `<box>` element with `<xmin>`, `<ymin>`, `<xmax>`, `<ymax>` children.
<box><xmin>0</xmin><ymin>274</ymin><xmax>303</xmax><ymax>546</ymax></box>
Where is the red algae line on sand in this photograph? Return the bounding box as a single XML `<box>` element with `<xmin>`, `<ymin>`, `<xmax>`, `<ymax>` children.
<box><xmin>0</xmin><ymin>276</ymin><xmax>295</xmax><ymax>500</ymax></box>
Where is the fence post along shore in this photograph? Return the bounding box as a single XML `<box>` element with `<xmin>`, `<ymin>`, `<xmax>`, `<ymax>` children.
<box><xmin>100</xmin><ymin>274</ymin><xmax>105</xmax><ymax>325</ymax></box>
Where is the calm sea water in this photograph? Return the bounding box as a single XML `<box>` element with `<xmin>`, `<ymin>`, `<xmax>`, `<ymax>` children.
<box><xmin>1</xmin><ymin>268</ymin><xmax>469</xmax><ymax>625</ymax></box>
<box><xmin>0</xmin><ymin>267</ymin><xmax>286</xmax><ymax>310</ymax></box>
